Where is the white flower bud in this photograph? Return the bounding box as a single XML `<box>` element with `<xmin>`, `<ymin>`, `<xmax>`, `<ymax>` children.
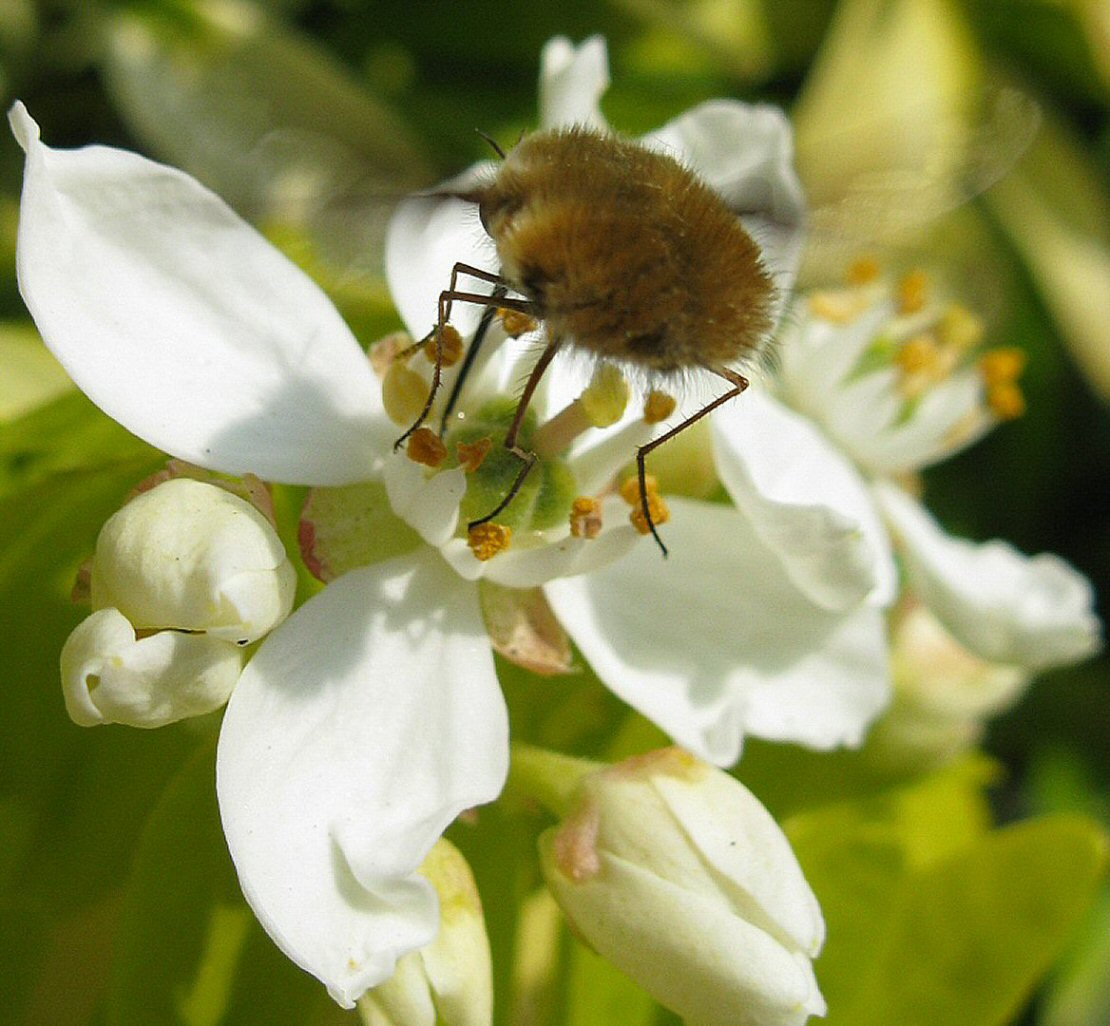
<box><xmin>358</xmin><ymin>839</ymin><xmax>492</xmax><ymax>1026</ymax></box>
<box><xmin>538</xmin><ymin>748</ymin><xmax>826</xmax><ymax>1026</ymax></box>
<box><xmin>867</xmin><ymin>602</ymin><xmax>1030</xmax><ymax>769</ymax></box>
<box><xmin>91</xmin><ymin>478</ymin><xmax>296</xmax><ymax>644</ymax></box>
<box><xmin>61</xmin><ymin>607</ymin><xmax>242</xmax><ymax>727</ymax></box>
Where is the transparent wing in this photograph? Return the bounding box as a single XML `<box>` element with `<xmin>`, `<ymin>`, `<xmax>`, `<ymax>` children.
<box><xmin>800</xmin><ymin>86</ymin><xmax>1042</xmax><ymax>282</ymax></box>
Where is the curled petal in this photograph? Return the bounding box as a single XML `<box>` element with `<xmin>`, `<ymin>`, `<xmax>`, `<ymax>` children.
<box><xmin>876</xmin><ymin>482</ymin><xmax>1103</xmax><ymax>670</ymax></box>
<box><xmin>10</xmin><ymin>103</ymin><xmax>387</xmax><ymax>485</ymax></box>
<box><xmin>61</xmin><ymin>608</ymin><xmax>242</xmax><ymax>727</ymax></box>
<box><xmin>538</xmin><ymin>35</ymin><xmax>611</xmax><ymax>130</ymax></box>
<box><xmin>217</xmin><ymin>552</ymin><xmax>508</xmax><ymax>1006</ymax></box>
<box><xmin>711</xmin><ymin>389</ymin><xmax>896</xmax><ymax>610</ymax></box>
<box><xmin>544</xmin><ymin>498</ymin><xmax>890</xmax><ymax>766</ymax></box>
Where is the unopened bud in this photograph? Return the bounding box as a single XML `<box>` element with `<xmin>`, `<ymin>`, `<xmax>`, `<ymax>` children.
<box><xmin>91</xmin><ymin>478</ymin><xmax>296</xmax><ymax>645</ymax></box>
<box><xmin>358</xmin><ymin>839</ymin><xmax>492</xmax><ymax>1026</ymax></box>
<box><xmin>537</xmin><ymin>748</ymin><xmax>826</xmax><ymax>1026</ymax></box>
<box><xmin>61</xmin><ymin>608</ymin><xmax>242</xmax><ymax>727</ymax></box>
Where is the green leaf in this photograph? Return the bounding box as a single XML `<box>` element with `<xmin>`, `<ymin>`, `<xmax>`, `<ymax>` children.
<box><xmin>0</xmin><ymin>391</ymin><xmax>159</xmax><ymax>496</ymax></box>
<box><xmin>788</xmin><ymin>767</ymin><xmax>1108</xmax><ymax>1026</ymax></box>
<box><xmin>565</xmin><ymin>938</ymin><xmax>658</xmax><ymax>1026</ymax></box>
<box><xmin>0</xmin><ymin>321</ymin><xmax>73</xmax><ymax>422</ymax></box>
<box><xmin>109</xmin><ymin>740</ymin><xmax>351</xmax><ymax>1026</ymax></box>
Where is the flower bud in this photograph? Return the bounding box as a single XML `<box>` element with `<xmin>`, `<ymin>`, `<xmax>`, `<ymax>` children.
<box><xmin>867</xmin><ymin>601</ymin><xmax>1030</xmax><ymax>770</ymax></box>
<box><xmin>358</xmin><ymin>839</ymin><xmax>492</xmax><ymax>1026</ymax></box>
<box><xmin>537</xmin><ymin>748</ymin><xmax>826</xmax><ymax>1026</ymax></box>
<box><xmin>91</xmin><ymin>478</ymin><xmax>296</xmax><ymax>644</ymax></box>
<box><xmin>61</xmin><ymin>607</ymin><xmax>242</xmax><ymax>727</ymax></box>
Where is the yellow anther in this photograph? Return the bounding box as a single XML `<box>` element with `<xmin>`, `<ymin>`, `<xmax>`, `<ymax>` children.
<box><xmin>580</xmin><ymin>364</ymin><xmax>630</xmax><ymax>428</ymax></box>
<box><xmin>938</xmin><ymin>304</ymin><xmax>984</xmax><ymax>351</ymax></box>
<box><xmin>979</xmin><ymin>347</ymin><xmax>1028</xmax><ymax>387</ymax></box>
<box><xmin>456</xmin><ymin>436</ymin><xmax>493</xmax><ymax>473</ymax></box>
<box><xmin>569</xmin><ymin>496</ymin><xmax>603</xmax><ymax>539</ymax></box>
<box><xmin>987</xmin><ymin>382</ymin><xmax>1026</xmax><ymax>420</ymax></box>
<box><xmin>382</xmin><ymin>361</ymin><xmax>431</xmax><ymax>427</ymax></box>
<box><xmin>499</xmin><ymin>308</ymin><xmax>540</xmax><ymax>337</ymax></box>
<box><xmin>619</xmin><ymin>475</ymin><xmax>657</xmax><ymax>506</ymax></box>
<box><xmin>808</xmin><ymin>289</ymin><xmax>871</xmax><ymax>324</ymax></box>
<box><xmin>406</xmin><ymin>427</ymin><xmax>448</xmax><ymax>468</ymax></box>
<box><xmin>423</xmin><ymin>324</ymin><xmax>464</xmax><ymax>367</ymax></box>
<box><xmin>629</xmin><ymin>492</ymin><xmax>671</xmax><ymax>536</ymax></box>
<box><xmin>897</xmin><ymin>270</ymin><xmax>929</xmax><ymax>314</ymax></box>
<box><xmin>468</xmin><ymin>522</ymin><xmax>512</xmax><ymax>561</ymax></box>
<box><xmin>896</xmin><ymin>335</ymin><xmax>942</xmax><ymax>376</ymax></box>
<box><xmin>847</xmin><ymin>256</ymin><xmax>881</xmax><ymax>285</ymax></box>
<box><xmin>643</xmin><ymin>390</ymin><xmax>677</xmax><ymax>425</ymax></box>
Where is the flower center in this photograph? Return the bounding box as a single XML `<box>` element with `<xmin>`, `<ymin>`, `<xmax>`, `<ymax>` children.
<box><xmin>813</xmin><ymin>264</ymin><xmax>1028</xmax><ymax>427</ymax></box>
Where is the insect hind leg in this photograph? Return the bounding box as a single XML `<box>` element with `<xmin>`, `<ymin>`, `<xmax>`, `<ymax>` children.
<box><xmin>467</xmin><ymin>337</ymin><xmax>562</xmax><ymax>531</ymax></box>
<box><xmin>635</xmin><ymin>366</ymin><xmax>749</xmax><ymax>557</ymax></box>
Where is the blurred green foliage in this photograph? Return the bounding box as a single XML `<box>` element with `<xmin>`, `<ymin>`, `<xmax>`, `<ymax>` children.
<box><xmin>1</xmin><ymin>1</ymin><xmax>1108</xmax><ymax>1024</ymax></box>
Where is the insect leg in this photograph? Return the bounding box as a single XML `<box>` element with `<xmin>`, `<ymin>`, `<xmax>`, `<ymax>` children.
<box><xmin>438</xmin><ymin>284</ymin><xmax>509</xmax><ymax>435</ymax></box>
<box><xmin>393</xmin><ymin>263</ymin><xmax>533</xmax><ymax>451</ymax></box>
<box><xmin>635</xmin><ymin>366</ymin><xmax>750</xmax><ymax>557</ymax></box>
<box><xmin>468</xmin><ymin>337</ymin><xmax>562</xmax><ymax>530</ymax></box>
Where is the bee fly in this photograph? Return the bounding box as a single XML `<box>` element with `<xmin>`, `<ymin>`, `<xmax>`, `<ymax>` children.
<box><xmin>394</xmin><ymin>125</ymin><xmax>777</xmax><ymax>556</ymax></box>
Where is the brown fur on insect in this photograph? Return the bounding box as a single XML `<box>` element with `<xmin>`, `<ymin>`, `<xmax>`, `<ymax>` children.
<box><xmin>477</xmin><ymin>126</ymin><xmax>774</xmax><ymax>372</ymax></box>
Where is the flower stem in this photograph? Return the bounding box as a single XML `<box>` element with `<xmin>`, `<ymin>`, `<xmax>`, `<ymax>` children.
<box><xmin>508</xmin><ymin>743</ymin><xmax>599</xmax><ymax>817</ymax></box>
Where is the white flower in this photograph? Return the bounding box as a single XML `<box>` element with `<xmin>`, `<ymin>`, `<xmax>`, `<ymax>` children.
<box><xmin>60</xmin><ymin>476</ymin><xmax>296</xmax><ymax>728</ymax></box>
<box><xmin>385</xmin><ymin>35</ymin><xmax>893</xmax><ymax>765</ymax></box>
<box><xmin>534</xmin><ymin>747</ymin><xmax>825</xmax><ymax>1026</ymax></box>
<box><xmin>10</xmin><ymin>100</ymin><xmax>508</xmax><ymax>1006</ymax></box>
<box><xmin>773</xmin><ymin>271</ymin><xmax>1101</xmax><ymax>672</ymax></box>
<box><xmin>8</xmin><ymin>35</ymin><xmax>892</xmax><ymax>1004</ymax></box>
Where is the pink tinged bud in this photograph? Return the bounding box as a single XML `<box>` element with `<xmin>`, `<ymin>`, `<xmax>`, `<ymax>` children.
<box><xmin>539</xmin><ymin>748</ymin><xmax>826</xmax><ymax>1026</ymax></box>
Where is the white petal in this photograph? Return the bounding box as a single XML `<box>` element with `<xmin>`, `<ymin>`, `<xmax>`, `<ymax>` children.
<box><xmin>438</xmin><ymin>513</ymin><xmax>640</xmax><ymax>588</ymax></box>
<box><xmin>10</xmin><ymin>102</ymin><xmax>387</xmax><ymax>485</ymax></box>
<box><xmin>538</xmin><ymin>35</ymin><xmax>610</xmax><ymax>130</ymax></box>
<box><xmin>711</xmin><ymin>389</ymin><xmax>897</xmax><ymax>609</ymax></box>
<box><xmin>865</xmin><ymin>370</ymin><xmax>990</xmax><ymax>473</ymax></box>
<box><xmin>653</xmin><ymin>771</ymin><xmax>825</xmax><ymax>957</ymax></box>
<box><xmin>875</xmin><ymin>482</ymin><xmax>1103</xmax><ymax>670</ymax></box>
<box><xmin>777</xmin><ymin>300</ymin><xmax>892</xmax><ymax>418</ymax></box>
<box><xmin>544</xmin><ymin>498</ymin><xmax>891</xmax><ymax>766</ymax></box>
<box><xmin>644</xmin><ymin>101</ymin><xmax>807</xmax><ymax>303</ymax></box>
<box><xmin>383</xmin><ymin>458</ymin><xmax>465</xmax><ymax>547</ymax></box>
<box><xmin>60</xmin><ymin>609</ymin><xmax>242</xmax><ymax>728</ymax></box>
<box><xmin>385</xmin><ymin>190</ymin><xmax>498</xmax><ymax>340</ymax></box>
<box><xmin>217</xmin><ymin>551</ymin><xmax>508</xmax><ymax>1006</ymax></box>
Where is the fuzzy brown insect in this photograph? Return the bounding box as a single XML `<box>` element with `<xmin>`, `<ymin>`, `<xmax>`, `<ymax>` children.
<box><xmin>395</xmin><ymin>125</ymin><xmax>777</xmax><ymax>555</ymax></box>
